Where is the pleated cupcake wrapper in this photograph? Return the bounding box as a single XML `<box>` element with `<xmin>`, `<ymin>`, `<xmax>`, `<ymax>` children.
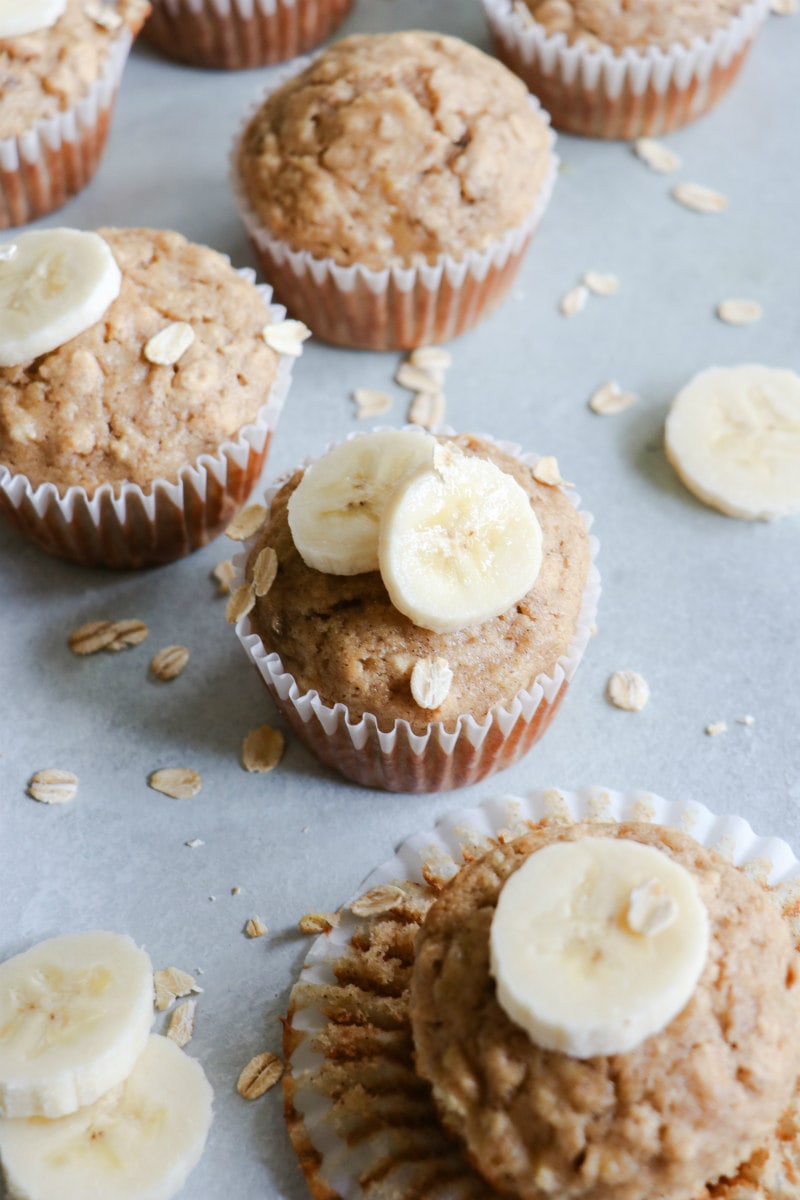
<box><xmin>0</xmin><ymin>28</ymin><xmax>134</xmax><ymax>230</ymax></box>
<box><xmin>0</xmin><ymin>278</ymin><xmax>294</xmax><ymax>569</ymax></box>
<box><xmin>285</xmin><ymin>789</ymin><xmax>800</xmax><ymax>1200</ymax></box>
<box><xmin>482</xmin><ymin>0</ymin><xmax>769</xmax><ymax>138</ymax></box>
<box><xmin>231</xmin><ymin>63</ymin><xmax>558</xmax><ymax>349</ymax></box>
<box><xmin>233</xmin><ymin>430</ymin><xmax>600</xmax><ymax>793</ymax></box>
<box><xmin>143</xmin><ymin>0</ymin><xmax>354</xmax><ymax>70</ymax></box>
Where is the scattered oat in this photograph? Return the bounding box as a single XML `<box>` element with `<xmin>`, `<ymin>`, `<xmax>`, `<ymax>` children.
<box><xmin>144</xmin><ymin>322</ymin><xmax>195</xmax><ymax>366</ymax></box>
<box><xmin>736</xmin><ymin>714</ymin><xmax>755</xmax><ymax>726</ymax></box>
<box><xmin>0</xmin><ymin>243</ymin><xmax>18</xmax><ymax>262</ymax></box>
<box><xmin>242</xmin><ymin>725</ymin><xmax>285</xmax><ymax>773</ymax></box>
<box><xmin>582</xmin><ymin>271</ymin><xmax>619</xmax><ymax>296</ymax></box>
<box><xmin>185</xmin><ymin>837</ymin><xmax>205</xmax><ymax>848</ymax></box>
<box><xmin>225</xmin><ymin>504</ymin><xmax>267</xmax><ymax>542</ymax></box>
<box><xmin>716</xmin><ymin>298</ymin><xmax>763</xmax><ymax>326</ymax></box>
<box><xmin>771</xmin><ymin>0</ymin><xmax>797</xmax><ymax>13</ymax></box>
<box><xmin>231</xmin><ymin>885</ymin><xmax>242</xmax><ymax>896</ymax></box>
<box><xmin>352</xmin><ymin>388</ymin><xmax>393</xmax><ymax>419</ymax></box>
<box><xmin>226</xmin><ymin>583</ymin><xmax>256</xmax><ymax>625</ymax></box>
<box><xmin>211</xmin><ymin>559</ymin><xmax>236</xmax><ymax>595</ymax></box>
<box><xmin>672</xmin><ymin>182</ymin><xmax>728</xmax><ymax>214</ymax></box>
<box><xmin>350</xmin><ymin>884</ymin><xmax>407</xmax><ymax>918</ymax></box>
<box><xmin>633</xmin><ymin>137</ymin><xmax>682</xmax><ymax>173</ymax></box>
<box><xmin>607</xmin><ymin>670</ymin><xmax>650</xmax><ymax>712</ymax></box>
<box><xmin>148</xmin><ymin>767</ymin><xmax>202</xmax><ymax>800</ymax></box>
<box><xmin>588</xmin><ymin>380</ymin><xmax>638</xmax><ymax>415</ymax></box>
<box><xmin>533</xmin><ymin>455</ymin><xmax>573</xmax><ymax>487</ymax></box>
<box><xmin>237</xmin><ymin>1052</ymin><xmax>284</xmax><ymax>1100</ymax></box>
<box><xmin>559</xmin><ymin>284</ymin><xmax>589</xmax><ymax>316</ymax></box>
<box><xmin>408</xmin><ymin>390</ymin><xmax>445</xmax><ymax>430</ymax></box>
<box><xmin>245</xmin><ymin>916</ymin><xmax>268</xmax><ymax>938</ymax></box>
<box><xmin>705</xmin><ymin>720</ymin><xmax>728</xmax><ymax>737</ymax></box>
<box><xmin>83</xmin><ymin>0</ymin><xmax>124</xmax><ymax>28</ymax></box>
<box><xmin>166</xmin><ymin>999</ymin><xmax>196</xmax><ymax>1048</ymax></box>
<box><xmin>253</xmin><ymin>547</ymin><xmax>278</xmax><ymax>597</ymax></box>
<box><xmin>27</xmin><ymin>769</ymin><xmax>78</xmax><ymax>805</ymax></box>
<box><xmin>262</xmin><ymin>319</ymin><xmax>311</xmax><ymax>357</ymax></box>
<box><xmin>154</xmin><ymin>967</ymin><xmax>200</xmax><ymax>1012</ymax></box>
<box><xmin>150</xmin><ymin>645</ymin><xmax>189</xmax><ymax>682</ymax></box>
<box><xmin>395</xmin><ymin>362</ymin><xmax>440</xmax><ymax>393</ymax></box>
<box><xmin>68</xmin><ymin>618</ymin><xmax>148</xmax><ymax>655</ymax></box>
<box><xmin>409</xmin><ymin>345</ymin><xmax>452</xmax><ymax>376</ymax></box>
<box><xmin>299</xmin><ymin>912</ymin><xmax>339</xmax><ymax>935</ymax></box>
<box><xmin>410</xmin><ymin>656</ymin><xmax>453</xmax><ymax>710</ymax></box>
<box><xmin>627</xmin><ymin>879</ymin><xmax>677</xmax><ymax>936</ymax></box>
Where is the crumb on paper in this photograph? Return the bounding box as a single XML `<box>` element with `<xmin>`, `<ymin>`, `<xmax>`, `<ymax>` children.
<box><xmin>242</xmin><ymin>725</ymin><xmax>285</xmax><ymax>773</ymax></box>
<box><xmin>705</xmin><ymin>721</ymin><xmax>728</xmax><ymax>737</ymax></box>
<box><xmin>737</xmin><ymin>714</ymin><xmax>756</xmax><ymax>727</ymax></box>
<box><xmin>166</xmin><ymin>999</ymin><xmax>196</xmax><ymax>1048</ymax></box>
<box><xmin>148</xmin><ymin>767</ymin><xmax>202</xmax><ymax>800</ymax></box>
<box><xmin>299</xmin><ymin>912</ymin><xmax>339</xmax><ymax>935</ymax></box>
<box><xmin>352</xmin><ymin>388</ymin><xmax>393</xmax><ymax>420</ymax></box>
<box><xmin>245</xmin><ymin>916</ymin><xmax>268</xmax><ymax>938</ymax></box>
<box><xmin>607</xmin><ymin>670</ymin><xmax>650</xmax><ymax>712</ymax></box>
<box><xmin>671</xmin><ymin>181</ymin><xmax>728</xmax><ymax>214</ymax></box>
<box><xmin>237</xmin><ymin>1052</ymin><xmax>284</xmax><ymax>1100</ymax></box>
<box><xmin>27</xmin><ymin>769</ymin><xmax>78</xmax><ymax>805</ymax></box>
<box><xmin>633</xmin><ymin>137</ymin><xmax>682</xmax><ymax>173</ymax></box>
<box><xmin>150</xmin><ymin>645</ymin><xmax>189</xmax><ymax>681</ymax></box>
<box><xmin>559</xmin><ymin>284</ymin><xmax>589</xmax><ymax>316</ymax></box>
<box><xmin>185</xmin><ymin>837</ymin><xmax>204</xmax><ymax>849</ymax></box>
<box><xmin>589</xmin><ymin>380</ymin><xmax>638</xmax><ymax>415</ymax></box>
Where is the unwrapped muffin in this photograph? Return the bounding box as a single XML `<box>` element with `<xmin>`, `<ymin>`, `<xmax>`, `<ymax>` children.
<box><xmin>0</xmin><ymin>0</ymin><xmax>149</xmax><ymax>228</ymax></box>
<box><xmin>483</xmin><ymin>0</ymin><xmax>769</xmax><ymax>138</ymax></box>
<box><xmin>0</xmin><ymin>226</ymin><xmax>297</xmax><ymax>567</ymax></box>
<box><xmin>230</xmin><ymin>429</ymin><xmax>599</xmax><ymax>791</ymax></box>
<box><xmin>142</xmin><ymin>0</ymin><xmax>353</xmax><ymax>70</ymax></box>
<box><xmin>232</xmin><ymin>32</ymin><xmax>558</xmax><ymax>349</ymax></box>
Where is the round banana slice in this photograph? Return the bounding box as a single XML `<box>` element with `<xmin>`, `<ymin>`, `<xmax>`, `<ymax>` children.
<box><xmin>490</xmin><ymin>838</ymin><xmax>710</xmax><ymax>1058</ymax></box>
<box><xmin>287</xmin><ymin>429</ymin><xmax>437</xmax><ymax>575</ymax></box>
<box><xmin>378</xmin><ymin>451</ymin><xmax>543</xmax><ymax>633</ymax></box>
<box><xmin>0</xmin><ymin>229</ymin><xmax>121</xmax><ymax>368</ymax></box>
<box><xmin>0</xmin><ymin>931</ymin><xmax>154</xmax><ymax>1119</ymax></box>
<box><xmin>665</xmin><ymin>364</ymin><xmax>800</xmax><ymax>520</ymax></box>
<box><xmin>0</xmin><ymin>1035</ymin><xmax>213</xmax><ymax>1200</ymax></box>
<box><xmin>0</xmin><ymin>0</ymin><xmax>66</xmax><ymax>37</ymax></box>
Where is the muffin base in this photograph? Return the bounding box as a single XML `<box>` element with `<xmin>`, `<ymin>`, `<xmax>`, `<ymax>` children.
<box><xmin>482</xmin><ymin>0</ymin><xmax>769</xmax><ymax>139</ymax></box>
<box><xmin>283</xmin><ymin>789</ymin><xmax>800</xmax><ymax>1200</ymax></box>
<box><xmin>0</xmin><ymin>28</ymin><xmax>135</xmax><ymax>230</ymax></box>
<box><xmin>143</xmin><ymin>0</ymin><xmax>354</xmax><ymax>70</ymax></box>
<box><xmin>0</xmin><ymin>276</ymin><xmax>294</xmax><ymax>569</ymax></box>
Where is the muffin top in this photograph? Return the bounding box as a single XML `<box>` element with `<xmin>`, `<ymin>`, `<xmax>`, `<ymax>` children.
<box><xmin>519</xmin><ymin>0</ymin><xmax>747</xmax><ymax>53</ymax></box>
<box><xmin>0</xmin><ymin>0</ymin><xmax>149</xmax><ymax>140</ymax></box>
<box><xmin>236</xmin><ymin>31</ymin><xmax>553</xmax><ymax>270</ymax></box>
<box><xmin>410</xmin><ymin>821</ymin><xmax>800</xmax><ymax>1200</ymax></box>
<box><xmin>245</xmin><ymin>433</ymin><xmax>591</xmax><ymax>734</ymax></box>
<box><xmin>0</xmin><ymin>227</ymin><xmax>280</xmax><ymax>494</ymax></box>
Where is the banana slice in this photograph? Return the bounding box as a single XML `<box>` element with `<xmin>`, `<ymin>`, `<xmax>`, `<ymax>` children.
<box><xmin>287</xmin><ymin>429</ymin><xmax>437</xmax><ymax>575</ymax></box>
<box><xmin>0</xmin><ymin>0</ymin><xmax>66</xmax><ymax>37</ymax></box>
<box><xmin>0</xmin><ymin>229</ymin><xmax>121</xmax><ymax>368</ymax></box>
<box><xmin>0</xmin><ymin>1034</ymin><xmax>213</xmax><ymax>1200</ymax></box>
<box><xmin>378</xmin><ymin>449</ymin><xmax>543</xmax><ymax>633</ymax></box>
<box><xmin>490</xmin><ymin>838</ymin><xmax>710</xmax><ymax>1058</ymax></box>
<box><xmin>0</xmin><ymin>932</ymin><xmax>154</xmax><ymax>1119</ymax></box>
<box><xmin>664</xmin><ymin>364</ymin><xmax>800</xmax><ymax>520</ymax></box>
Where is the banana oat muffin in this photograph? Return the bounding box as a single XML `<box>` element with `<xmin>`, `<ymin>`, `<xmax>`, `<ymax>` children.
<box><xmin>410</xmin><ymin>822</ymin><xmax>800</xmax><ymax>1200</ymax></box>
<box><xmin>517</xmin><ymin>0</ymin><xmax>748</xmax><ymax>52</ymax></box>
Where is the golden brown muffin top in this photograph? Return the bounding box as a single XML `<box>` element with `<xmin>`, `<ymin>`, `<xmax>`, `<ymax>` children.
<box><xmin>0</xmin><ymin>228</ymin><xmax>280</xmax><ymax>494</ymax></box>
<box><xmin>245</xmin><ymin>434</ymin><xmax>591</xmax><ymax>734</ymax></box>
<box><xmin>519</xmin><ymin>0</ymin><xmax>747</xmax><ymax>53</ymax></box>
<box><xmin>237</xmin><ymin>31</ymin><xmax>553</xmax><ymax>270</ymax></box>
<box><xmin>0</xmin><ymin>0</ymin><xmax>149</xmax><ymax>140</ymax></box>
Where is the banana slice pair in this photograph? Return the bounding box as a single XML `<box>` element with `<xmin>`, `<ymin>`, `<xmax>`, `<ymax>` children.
<box><xmin>287</xmin><ymin>431</ymin><xmax>544</xmax><ymax>634</ymax></box>
<box><xmin>0</xmin><ymin>932</ymin><xmax>212</xmax><ymax>1200</ymax></box>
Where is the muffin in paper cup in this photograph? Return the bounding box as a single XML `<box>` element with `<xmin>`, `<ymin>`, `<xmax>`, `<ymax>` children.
<box><xmin>283</xmin><ymin>787</ymin><xmax>800</xmax><ymax>1200</ymax></box>
<box><xmin>142</xmin><ymin>0</ymin><xmax>354</xmax><ymax>71</ymax></box>
<box><xmin>0</xmin><ymin>227</ymin><xmax>297</xmax><ymax>569</ymax></box>
<box><xmin>231</xmin><ymin>34</ymin><xmax>559</xmax><ymax>351</ymax></box>
<box><xmin>0</xmin><ymin>0</ymin><xmax>149</xmax><ymax>229</ymax></box>
<box><xmin>482</xmin><ymin>0</ymin><xmax>769</xmax><ymax>139</ymax></box>
<box><xmin>230</xmin><ymin>430</ymin><xmax>600</xmax><ymax>793</ymax></box>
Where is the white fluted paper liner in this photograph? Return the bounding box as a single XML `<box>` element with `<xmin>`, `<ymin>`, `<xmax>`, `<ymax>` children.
<box><xmin>483</xmin><ymin>0</ymin><xmax>769</xmax><ymax>138</ymax></box>
<box><xmin>143</xmin><ymin>0</ymin><xmax>353</xmax><ymax>69</ymax></box>
<box><xmin>0</xmin><ymin>27</ymin><xmax>134</xmax><ymax>229</ymax></box>
<box><xmin>286</xmin><ymin>788</ymin><xmax>800</xmax><ymax>1200</ymax></box>
<box><xmin>231</xmin><ymin>60</ymin><xmax>558</xmax><ymax>349</ymax></box>
<box><xmin>233</xmin><ymin>430</ymin><xmax>600</xmax><ymax>792</ymax></box>
<box><xmin>0</xmin><ymin>274</ymin><xmax>295</xmax><ymax>568</ymax></box>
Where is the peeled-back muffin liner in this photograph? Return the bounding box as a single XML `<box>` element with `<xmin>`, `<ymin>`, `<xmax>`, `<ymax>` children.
<box><xmin>142</xmin><ymin>0</ymin><xmax>354</xmax><ymax>71</ymax></box>
<box><xmin>0</xmin><ymin>274</ymin><xmax>294</xmax><ymax>569</ymax></box>
<box><xmin>0</xmin><ymin>24</ymin><xmax>137</xmax><ymax>230</ymax></box>
<box><xmin>283</xmin><ymin>787</ymin><xmax>800</xmax><ymax>1200</ymax></box>
<box><xmin>230</xmin><ymin>61</ymin><xmax>559</xmax><ymax>350</ymax></box>
<box><xmin>232</xmin><ymin>431</ymin><xmax>600</xmax><ymax>793</ymax></box>
<box><xmin>482</xmin><ymin>0</ymin><xmax>769</xmax><ymax>139</ymax></box>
